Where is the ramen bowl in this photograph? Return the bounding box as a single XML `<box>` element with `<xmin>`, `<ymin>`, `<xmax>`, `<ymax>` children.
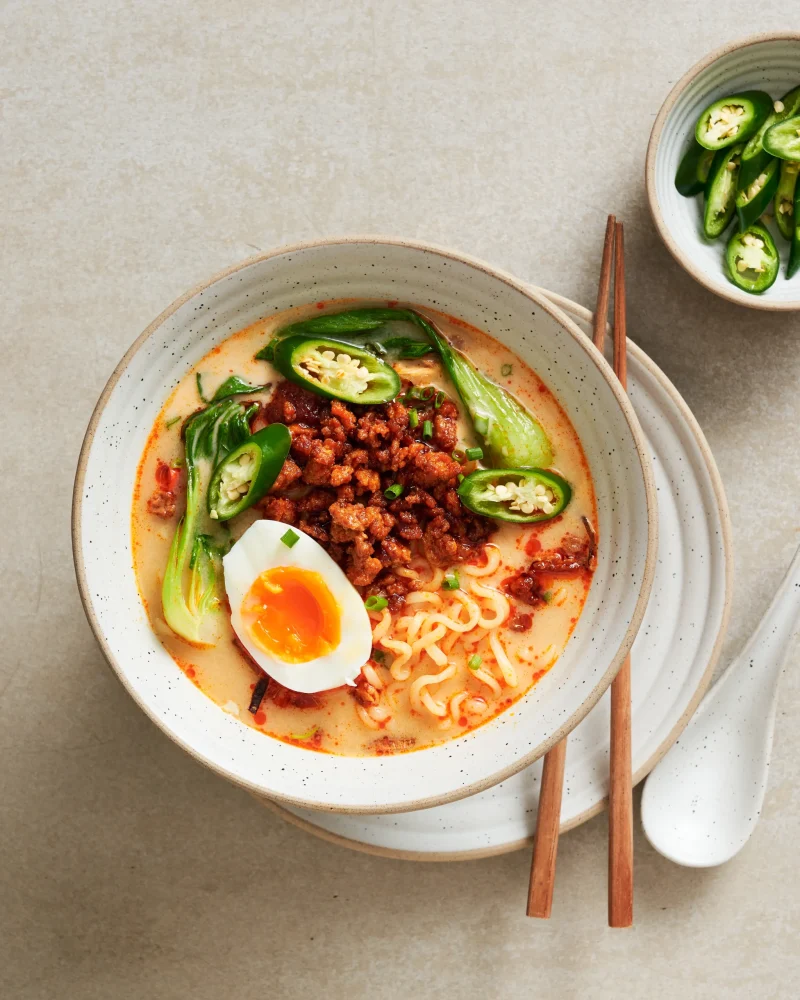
<box><xmin>647</xmin><ymin>32</ymin><xmax>800</xmax><ymax>311</ymax></box>
<box><xmin>73</xmin><ymin>237</ymin><xmax>657</xmax><ymax>813</ymax></box>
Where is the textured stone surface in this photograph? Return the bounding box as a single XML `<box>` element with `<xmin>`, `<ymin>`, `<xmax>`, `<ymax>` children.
<box><xmin>2</xmin><ymin>2</ymin><xmax>799</xmax><ymax>997</ymax></box>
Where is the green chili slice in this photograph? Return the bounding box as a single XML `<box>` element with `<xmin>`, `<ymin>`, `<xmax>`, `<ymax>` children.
<box><xmin>695</xmin><ymin>91</ymin><xmax>773</xmax><ymax>150</ymax></box>
<box><xmin>458</xmin><ymin>468</ymin><xmax>571</xmax><ymax>523</ymax></box>
<box><xmin>741</xmin><ymin>86</ymin><xmax>800</xmax><ymax>185</ymax></box>
<box><xmin>735</xmin><ymin>156</ymin><xmax>779</xmax><ymax>231</ymax></box>
<box><xmin>207</xmin><ymin>423</ymin><xmax>291</xmax><ymax>521</ymax></box>
<box><xmin>763</xmin><ymin>114</ymin><xmax>800</xmax><ymax>162</ymax></box>
<box><xmin>272</xmin><ymin>335</ymin><xmax>401</xmax><ymax>405</ymax></box>
<box><xmin>775</xmin><ymin>161</ymin><xmax>799</xmax><ymax>240</ymax></box>
<box><xmin>703</xmin><ymin>143</ymin><xmax>745</xmax><ymax>239</ymax></box>
<box><xmin>675</xmin><ymin>140</ymin><xmax>716</xmax><ymax>196</ymax></box>
<box><xmin>725</xmin><ymin>224</ymin><xmax>779</xmax><ymax>294</ymax></box>
<box><xmin>788</xmin><ymin>181</ymin><xmax>800</xmax><ymax>279</ymax></box>
<box><xmin>442</xmin><ymin>571</ymin><xmax>460</xmax><ymax>591</ymax></box>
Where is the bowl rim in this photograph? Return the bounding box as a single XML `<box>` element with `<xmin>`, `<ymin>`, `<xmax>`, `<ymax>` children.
<box><xmin>72</xmin><ymin>235</ymin><xmax>659</xmax><ymax>811</ymax></box>
<box><xmin>645</xmin><ymin>31</ymin><xmax>800</xmax><ymax>313</ymax></box>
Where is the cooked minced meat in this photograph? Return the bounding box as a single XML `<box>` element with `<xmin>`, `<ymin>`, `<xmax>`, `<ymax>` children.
<box><xmin>256</xmin><ymin>380</ymin><xmax>495</xmax><ymax>592</ymax></box>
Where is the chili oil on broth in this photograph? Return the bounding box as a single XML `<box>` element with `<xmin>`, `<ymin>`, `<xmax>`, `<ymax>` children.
<box><xmin>132</xmin><ymin>300</ymin><xmax>596</xmax><ymax>757</ymax></box>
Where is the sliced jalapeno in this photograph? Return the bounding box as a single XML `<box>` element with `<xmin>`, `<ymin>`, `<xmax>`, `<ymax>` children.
<box><xmin>695</xmin><ymin>91</ymin><xmax>773</xmax><ymax>150</ymax></box>
<box><xmin>457</xmin><ymin>468</ymin><xmax>571</xmax><ymax>524</ymax></box>
<box><xmin>675</xmin><ymin>140</ymin><xmax>715</xmax><ymax>197</ymax></box>
<box><xmin>775</xmin><ymin>161</ymin><xmax>799</xmax><ymax>240</ymax></box>
<box><xmin>273</xmin><ymin>335</ymin><xmax>401</xmax><ymax>405</ymax></box>
<box><xmin>763</xmin><ymin>114</ymin><xmax>800</xmax><ymax>162</ymax></box>
<box><xmin>725</xmin><ymin>224</ymin><xmax>779</xmax><ymax>294</ymax></box>
<box><xmin>740</xmin><ymin>86</ymin><xmax>800</xmax><ymax>185</ymax></box>
<box><xmin>703</xmin><ymin>143</ymin><xmax>744</xmax><ymax>239</ymax></box>
<box><xmin>207</xmin><ymin>423</ymin><xmax>291</xmax><ymax>521</ymax></box>
<box><xmin>788</xmin><ymin>182</ymin><xmax>800</xmax><ymax>279</ymax></box>
<box><xmin>735</xmin><ymin>156</ymin><xmax>779</xmax><ymax>230</ymax></box>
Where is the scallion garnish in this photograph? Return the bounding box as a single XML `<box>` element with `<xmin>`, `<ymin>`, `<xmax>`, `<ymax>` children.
<box><xmin>543</xmin><ymin>590</ymin><xmax>553</xmax><ymax>604</ymax></box>
<box><xmin>434</xmin><ymin>390</ymin><xmax>445</xmax><ymax>409</ymax></box>
<box><xmin>452</xmin><ymin>448</ymin><xmax>465</xmax><ymax>463</ymax></box>
<box><xmin>165</xmin><ymin>415</ymin><xmax>182</xmax><ymax>429</ymax></box>
<box><xmin>384</xmin><ymin>483</ymin><xmax>404</xmax><ymax>500</ymax></box>
<box><xmin>465</xmin><ymin>446</ymin><xmax>484</xmax><ymax>461</ymax></box>
<box><xmin>280</xmin><ymin>528</ymin><xmax>300</xmax><ymax>548</ymax></box>
<box><xmin>501</xmin><ymin>363</ymin><xmax>513</xmax><ymax>377</ymax></box>
<box><xmin>419</xmin><ymin>386</ymin><xmax>435</xmax><ymax>401</ymax></box>
<box><xmin>457</xmin><ymin>473</ymin><xmax>464</xmax><ymax>484</ymax></box>
<box><xmin>468</xmin><ymin>654</ymin><xmax>482</xmax><ymax>670</ymax></box>
<box><xmin>372</xmin><ymin>649</ymin><xmax>386</xmax><ymax>663</ymax></box>
<box><xmin>422</xmin><ymin>420</ymin><xmax>433</xmax><ymax>440</ymax></box>
<box><xmin>365</xmin><ymin>595</ymin><xmax>389</xmax><ymax>611</ymax></box>
<box><xmin>442</xmin><ymin>571</ymin><xmax>460</xmax><ymax>591</ymax></box>
<box><xmin>408</xmin><ymin>409</ymin><xmax>419</xmax><ymax>428</ymax></box>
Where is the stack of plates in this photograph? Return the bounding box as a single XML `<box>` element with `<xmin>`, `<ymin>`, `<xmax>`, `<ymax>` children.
<box><xmin>259</xmin><ymin>290</ymin><xmax>732</xmax><ymax>860</ymax></box>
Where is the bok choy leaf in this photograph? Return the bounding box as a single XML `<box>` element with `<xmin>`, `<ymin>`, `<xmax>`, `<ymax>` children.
<box><xmin>255</xmin><ymin>307</ymin><xmax>552</xmax><ymax>469</ymax></box>
<box><xmin>162</xmin><ymin>399</ymin><xmax>257</xmax><ymax>645</ymax></box>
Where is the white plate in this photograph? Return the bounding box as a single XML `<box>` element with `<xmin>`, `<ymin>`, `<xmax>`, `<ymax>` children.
<box><xmin>260</xmin><ymin>290</ymin><xmax>733</xmax><ymax>858</ymax></box>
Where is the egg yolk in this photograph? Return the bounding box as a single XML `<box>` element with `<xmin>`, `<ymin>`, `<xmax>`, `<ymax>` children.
<box><xmin>241</xmin><ymin>566</ymin><xmax>341</xmax><ymax>663</ymax></box>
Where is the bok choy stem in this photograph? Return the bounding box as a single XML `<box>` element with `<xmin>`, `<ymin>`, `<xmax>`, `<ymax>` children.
<box><xmin>162</xmin><ymin>399</ymin><xmax>256</xmax><ymax>645</ymax></box>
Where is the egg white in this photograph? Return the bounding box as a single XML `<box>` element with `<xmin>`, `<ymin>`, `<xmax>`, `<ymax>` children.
<box><xmin>222</xmin><ymin>519</ymin><xmax>373</xmax><ymax>694</ymax></box>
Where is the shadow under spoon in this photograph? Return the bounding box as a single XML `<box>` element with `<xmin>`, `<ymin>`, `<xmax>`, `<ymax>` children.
<box><xmin>641</xmin><ymin>543</ymin><xmax>800</xmax><ymax>868</ymax></box>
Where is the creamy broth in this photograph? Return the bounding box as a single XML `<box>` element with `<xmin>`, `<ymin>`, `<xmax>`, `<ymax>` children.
<box><xmin>132</xmin><ymin>301</ymin><xmax>596</xmax><ymax>756</ymax></box>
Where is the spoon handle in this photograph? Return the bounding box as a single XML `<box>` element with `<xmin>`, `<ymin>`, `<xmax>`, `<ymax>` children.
<box><xmin>736</xmin><ymin>543</ymin><xmax>800</xmax><ymax>684</ymax></box>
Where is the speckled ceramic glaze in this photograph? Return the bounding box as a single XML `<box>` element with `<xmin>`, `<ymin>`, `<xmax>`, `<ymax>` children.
<box><xmin>260</xmin><ymin>291</ymin><xmax>732</xmax><ymax>853</ymax></box>
<box><xmin>642</xmin><ymin>544</ymin><xmax>800</xmax><ymax>868</ymax></box>
<box><xmin>647</xmin><ymin>33</ymin><xmax>800</xmax><ymax>311</ymax></box>
<box><xmin>73</xmin><ymin>238</ymin><xmax>657</xmax><ymax>813</ymax></box>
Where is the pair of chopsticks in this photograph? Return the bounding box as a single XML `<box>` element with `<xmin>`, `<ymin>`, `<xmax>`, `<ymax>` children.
<box><xmin>526</xmin><ymin>214</ymin><xmax>633</xmax><ymax>928</ymax></box>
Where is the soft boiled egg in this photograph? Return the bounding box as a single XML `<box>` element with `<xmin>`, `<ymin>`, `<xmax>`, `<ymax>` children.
<box><xmin>222</xmin><ymin>520</ymin><xmax>373</xmax><ymax>693</ymax></box>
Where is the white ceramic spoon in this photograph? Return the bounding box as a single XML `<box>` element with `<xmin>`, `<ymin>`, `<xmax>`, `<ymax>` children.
<box><xmin>641</xmin><ymin>544</ymin><xmax>800</xmax><ymax>867</ymax></box>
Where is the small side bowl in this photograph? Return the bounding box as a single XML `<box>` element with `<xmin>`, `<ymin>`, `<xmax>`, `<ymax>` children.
<box><xmin>73</xmin><ymin>237</ymin><xmax>657</xmax><ymax>813</ymax></box>
<box><xmin>647</xmin><ymin>32</ymin><xmax>800</xmax><ymax>311</ymax></box>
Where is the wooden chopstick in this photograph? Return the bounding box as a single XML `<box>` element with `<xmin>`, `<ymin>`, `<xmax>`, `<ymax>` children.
<box><xmin>526</xmin><ymin>214</ymin><xmax>616</xmax><ymax>919</ymax></box>
<box><xmin>608</xmin><ymin>221</ymin><xmax>634</xmax><ymax>929</ymax></box>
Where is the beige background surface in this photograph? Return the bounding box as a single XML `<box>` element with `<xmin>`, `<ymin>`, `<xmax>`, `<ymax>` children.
<box><xmin>3</xmin><ymin>2</ymin><xmax>800</xmax><ymax>997</ymax></box>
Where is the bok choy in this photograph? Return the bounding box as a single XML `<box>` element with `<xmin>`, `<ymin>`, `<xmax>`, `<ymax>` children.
<box><xmin>162</xmin><ymin>399</ymin><xmax>257</xmax><ymax>645</ymax></box>
<box><xmin>256</xmin><ymin>307</ymin><xmax>553</xmax><ymax>468</ymax></box>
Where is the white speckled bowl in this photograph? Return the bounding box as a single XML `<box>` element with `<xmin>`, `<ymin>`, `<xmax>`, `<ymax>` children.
<box><xmin>647</xmin><ymin>33</ymin><xmax>800</xmax><ymax>311</ymax></box>
<box><xmin>73</xmin><ymin>237</ymin><xmax>657</xmax><ymax>813</ymax></box>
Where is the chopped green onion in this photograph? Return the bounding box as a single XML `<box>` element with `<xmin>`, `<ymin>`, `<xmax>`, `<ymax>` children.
<box><xmin>408</xmin><ymin>409</ymin><xmax>419</xmax><ymax>428</ymax></box>
<box><xmin>422</xmin><ymin>420</ymin><xmax>433</xmax><ymax>440</ymax></box>
<box><xmin>195</xmin><ymin>372</ymin><xmax>210</xmax><ymax>403</ymax></box>
<box><xmin>465</xmin><ymin>446</ymin><xmax>484</xmax><ymax>461</ymax></box>
<box><xmin>434</xmin><ymin>391</ymin><xmax>445</xmax><ymax>409</ymax></box>
<box><xmin>468</xmin><ymin>654</ymin><xmax>482</xmax><ymax>670</ymax></box>
<box><xmin>280</xmin><ymin>528</ymin><xmax>300</xmax><ymax>548</ymax></box>
<box><xmin>457</xmin><ymin>473</ymin><xmax>464</xmax><ymax>484</ymax></box>
<box><xmin>365</xmin><ymin>595</ymin><xmax>389</xmax><ymax>611</ymax></box>
<box><xmin>165</xmin><ymin>415</ymin><xmax>182</xmax><ymax>429</ymax></box>
<box><xmin>501</xmin><ymin>363</ymin><xmax>513</xmax><ymax>377</ymax></box>
<box><xmin>384</xmin><ymin>483</ymin><xmax>404</xmax><ymax>500</ymax></box>
<box><xmin>452</xmin><ymin>448</ymin><xmax>466</xmax><ymax>463</ymax></box>
<box><xmin>543</xmin><ymin>590</ymin><xmax>553</xmax><ymax>604</ymax></box>
<box><xmin>289</xmin><ymin>725</ymin><xmax>320</xmax><ymax>741</ymax></box>
<box><xmin>419</xmin><ymin>386</ymin><xmax>435</xmax><ymax>401</ymax></box>
<box><xmin>372</xmin><ymin>649</ymin><xmax>386</xmax><ymax>663</ymax></box>
<box><xmin>442</xmin><ymin>571</ymin><xmax>460</xmax><ymax>591</ymax></box>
